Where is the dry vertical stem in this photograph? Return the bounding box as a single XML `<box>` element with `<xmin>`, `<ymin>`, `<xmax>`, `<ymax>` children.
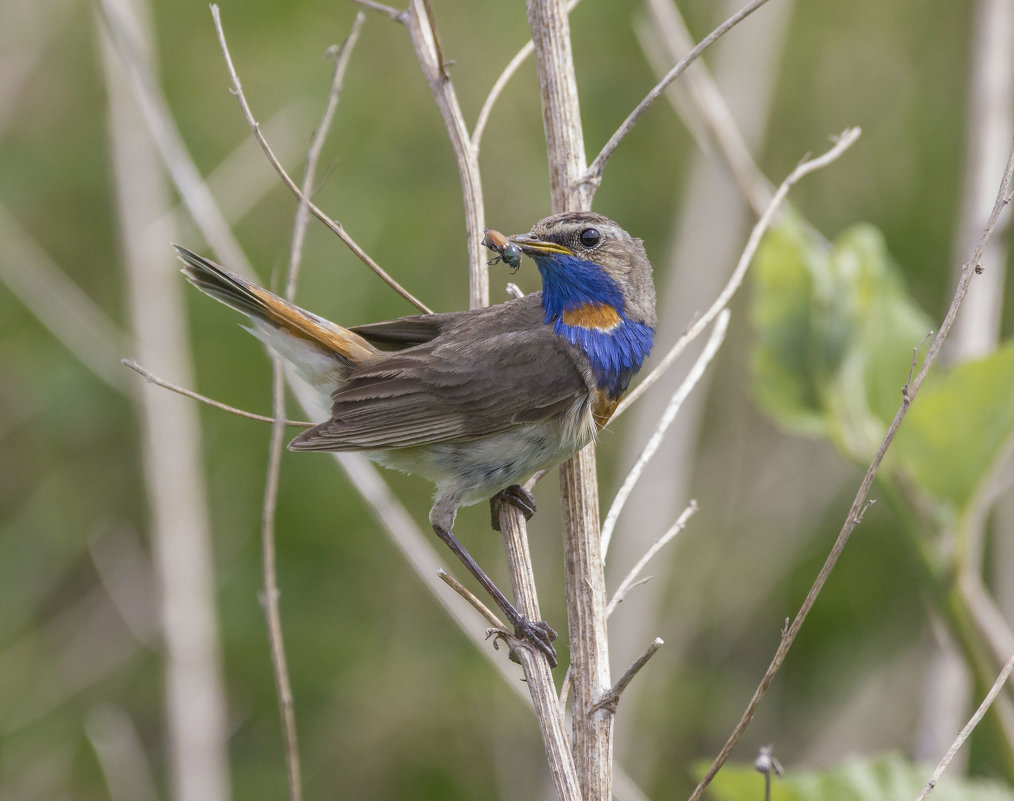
<box><xmin>526</xmin><ymin>1</ymin><xmax>612</xmax><ymax>798</ymax></box>
<box><xmin>99</xmin><ymin>0</ymin><xmax>230</xmax><ymax>797</ymax></box>
<box><xmin>403</xmin><ymin>0</ymin><xmax>489</xmax><ymax>308</ymax></box>
<box><xmin>472</xmin><ymin>0</ymin><xmax>583</xmax><ymax>150</ymax></box>
<box><xmin>497</xmin><ymin>503</ymin><xmax>583</xmax><ymax>801</ymax></box>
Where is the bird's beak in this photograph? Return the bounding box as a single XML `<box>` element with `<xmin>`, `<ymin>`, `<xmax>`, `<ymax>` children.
<box><xmin>509</xmin><ymin>233</ymin><xmax>573</xmax><ymax>257</ymax></box>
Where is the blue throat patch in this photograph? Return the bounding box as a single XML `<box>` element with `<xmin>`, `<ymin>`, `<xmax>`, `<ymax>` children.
<box><xmin>537</xmin><ymin>253</ymin><xmax>654</xmax><ymax>399</ymax></box>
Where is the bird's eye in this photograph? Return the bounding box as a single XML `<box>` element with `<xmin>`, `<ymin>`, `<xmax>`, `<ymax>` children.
<box><xmin>579</xmin><ymin>228</ymin><xmax>601</xmax><ymax>248</ymax></box>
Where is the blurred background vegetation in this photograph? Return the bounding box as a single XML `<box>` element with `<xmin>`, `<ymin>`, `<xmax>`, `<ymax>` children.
<box><xmin>2</xmin><ymin>0</ymin><xmax>1013</xmax><ymax>799</ymax></box>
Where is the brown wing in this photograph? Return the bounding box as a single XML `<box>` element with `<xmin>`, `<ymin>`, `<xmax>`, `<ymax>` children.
<box><xmin>289</xmin><ymin>303</ymin><xmax>588</xmax><ymax>452</ymax></box>
<box><xmin>348</xmin><ymin>292</ymin><xmax>544</xmax><ymax>349</ymax></box>
<box><xmin>349</xmin><ymin>315</ymin><xmax>449</xmax><ymax>348</ymax></box>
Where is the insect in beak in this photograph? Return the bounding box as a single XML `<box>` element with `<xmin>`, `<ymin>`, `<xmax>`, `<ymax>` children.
<box><xmin>482</xmin><ymin>228</ymin><xmax>522</xmax><ymax>272</ymax></box>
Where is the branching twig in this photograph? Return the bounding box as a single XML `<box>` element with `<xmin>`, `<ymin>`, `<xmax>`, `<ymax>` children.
<box><xmin>589</xmin><ymin>638</ymin><xmax>664</xmax><ymax>714</ymax></box>
<box><xmin>353</xmin><ymin>0</ymin><xmax>403</xmax><ymax>22</ymax></box>
<box><xmin>916</xmin><ymin>650</ymin><xmax>1014</xmax><ymax>801</ymax></box>
<box><xmin>619</xmin><ymin>128</ymin><xmax>861</xmax><ymax>414</ymax></box>
<box><xmin>606</xmin><ymin>502</ymin><xmax>698</xmax><ymax>618</ymax></box>
<box><xmin>601</xmin><ymin>308</ymin><xmax>727</xmax><ymax>555</ymax></box>
<box><xmin>582</xmin><ymin>0</ymin><xmax>775</xmax><ymax>192</ymax></box>
<box><xmin>210</xmin><ymin>5</ymin><xmax>432</xmax><ymax>314</ymax></box>
<box><xmin>121</xmin><ymin>360</ymin><xmax>313</xmax><ymax>427</ymax></box>
<box><xmin>689</xmin><ymin>144</ymin><xmax>1014</xmax><ymax>801</ymax></box>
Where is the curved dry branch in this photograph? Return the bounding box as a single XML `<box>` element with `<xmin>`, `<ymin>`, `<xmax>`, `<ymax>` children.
<box><xmin>605</xmin><ymin>502</ymin><xmax>697</xmax><ymax>618</ymax></box>
<box><xmin>618</xmin><ymin>127</ymin><xmax>861</xmax><ymax>415</ymax></box>
<box><xmin>916</xmin><ymin>650</ymin><xmax>1014</xmax><ymax>801</ymax></box>
<box><xmin>689</xmin><ymin>144</ymin><xmax>1014</xmax><ymax>801</ymax></box>
<box><xmin>583</xmin><ymin>0</ymin><xmax>774</xmax><ymax>193</ymax></box>
<box><xmin>210</xmin><ymin>5</ymin><xmax>433</xmax><ymax>314</ymax></box>
<box><xmin>602</xmin><ymin>309</ymin><xmax>728</xmax><ymax>555</ymax></box>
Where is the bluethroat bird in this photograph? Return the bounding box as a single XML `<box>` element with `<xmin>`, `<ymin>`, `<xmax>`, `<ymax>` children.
<box><xmin>178</xmin><ymin>212</ymin><xmax>656</xmax><ymax>666</ymax></box>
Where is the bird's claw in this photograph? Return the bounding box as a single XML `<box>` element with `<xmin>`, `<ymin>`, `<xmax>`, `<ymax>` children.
<box><xmin>514</xmin><ymin>617</ymin><xmax>558</xmax><ymax>668</ymax></box>
<box><xmin>490</xmin><ymin>484</ymin><xmax>537</xmax><ymax>532</ymax></box>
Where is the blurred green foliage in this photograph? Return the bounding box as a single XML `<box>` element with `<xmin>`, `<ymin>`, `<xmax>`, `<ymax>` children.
<box><xmin>704</xmin><ymin>753</ymin><xmax>1014</xmax><ymax>801</ymax></box>
<box><xmin>752</xmin><ymin>218</ymin><xmax>934</xmax><ymax>456</ymax></box>
<box><xmin>2</xmin><ymin>1</ymin><xmax>1013</xmax><ymax>800</ymax></box>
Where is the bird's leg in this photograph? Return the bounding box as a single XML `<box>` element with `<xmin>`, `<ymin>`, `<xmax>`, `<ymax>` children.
<box><xmin>489</xmin><ymin>484</ymin><xmax>537</xmax><ymax>532</ymax></box>
<box><xmin>431</xmin><ymin>523</ymin><xmax>558</xmax><ymax>667</ymax></box>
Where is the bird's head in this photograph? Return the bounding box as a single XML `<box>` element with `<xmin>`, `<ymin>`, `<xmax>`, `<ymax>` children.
<box><xmin>509</xmin><ymin>212</ymin><xmax>656</xmax><ymax>329</ymax></box>
<box><xmin>508</xmin><ymin>212</ymin><xmax>656</xmax><ymax>403</ymax></box>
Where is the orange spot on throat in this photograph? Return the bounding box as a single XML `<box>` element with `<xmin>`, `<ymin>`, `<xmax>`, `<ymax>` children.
<box><xmin>561</xmin><ymin>303</ymin><xmax>622</xmax><ymax>330</ymax></box>
<box><xmin>592</xmin><ymin>390</ymin><xmax>619</xmax><ymax>429</ymax></box>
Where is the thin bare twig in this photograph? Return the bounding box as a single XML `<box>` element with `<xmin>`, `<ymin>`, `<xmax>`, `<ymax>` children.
<box><xmin>354</xmin><ymin>0</ymin><xmax>491</xmax><ymax>306</ymax></box>
<box><xmin>402</xmin><ymin>0</ymin><xmax>489</xmax><ymax>307</ymax></box>
<box><xmin>601</xmin><ymin>308</ymin><xmax>727</xmax><ymax>555</ymax></box>
<box><xmin>438</xmin><ymin>570</ymin><xmax>505</xmax><ymax>630</ymax></box>
<box><xmin>259</xmin><ymin>17</ymin><xmax>365</xmax><ymax>801</ymax></box>
<box><xmin>472</xmin><ymin>0</ymin><xmax>582</xmax><ymax>150</ymax></box>
<box><xmin>606</xmin><ymin>502</ymin><xmax>698</xmax><ymax>618</ymax></box>
<box><xmin>590</xmin><ymin>638</ymin><xmax>664</xmax><ymax>714</ymax></box>
<box><xmin>121</xmin><ymin>360</ymin><xmax>314</xmax><ymax>427</ymax></box>
<box><xmin>619</xmin><ymin>128</ymin><xmax>861</xmax><ymax>414</ymax></box>
<box><xmin>916</xmin><ymin>650</ymin><xmax>1014</xmax><ymax>801</ymax></box>
<box><xmin>689</xmin><ymin>144</ymin><xmax>1014</xmax><ymax>801</ymax></box>
<box><xmin>284</xmin><ymin>14</ymin><xmax>364</xmax><ymax>301</ymax></box>
<box><xmin>210</xmin><ymin>4</ymin><xmax>432</xmax><ymax>314</ymax></box>
<box><xmin>261</xmin><ymin>364</ymin><xmax>301</xmax><ymax>801</ymax></box>
<box><xmin>352</xmin><ymin>0</ymin><xmax>403</xmax><ymax>22</ymax></box>
<box><xmin>639</xmin><ymin>0</ymin><xmax>780</xmax><ymax>219</ymax></box>
<box><xmin>583</xmin><ymin>0</ymin><xmax>775</xmax><ymax>192</ymax></box>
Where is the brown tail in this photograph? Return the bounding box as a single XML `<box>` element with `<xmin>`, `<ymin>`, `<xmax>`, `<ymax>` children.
<box><xmin>176</xmin><ymin>245</ymin><xmax>379</xmax><ymax>367</ymax></box>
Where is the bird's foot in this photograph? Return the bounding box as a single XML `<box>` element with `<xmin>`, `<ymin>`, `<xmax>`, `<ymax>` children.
<box><xmin>489</xmin><ymin>484</ymin><xmax>537</xmax><ymax>532</ymax></box>
<box><xmin>511</xmin><ymin>617</ymin><xmax>559</xmax><ymax>668</ymax></box>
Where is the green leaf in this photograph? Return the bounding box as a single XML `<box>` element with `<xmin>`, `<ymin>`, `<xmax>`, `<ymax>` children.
<box><xmin>892</xmin><ymin>342</ymin><xmax>1014</xmax><ymax>512</ymax></box>
<box><xmin>752</xmin><ymin>218</ymin><xmax>933</xmax><ymax>461</ymax></box>
<box><xmin>701</xmin><ymin>752</ymin><xmax>1014</xmax><ymax>801</ymax></box>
